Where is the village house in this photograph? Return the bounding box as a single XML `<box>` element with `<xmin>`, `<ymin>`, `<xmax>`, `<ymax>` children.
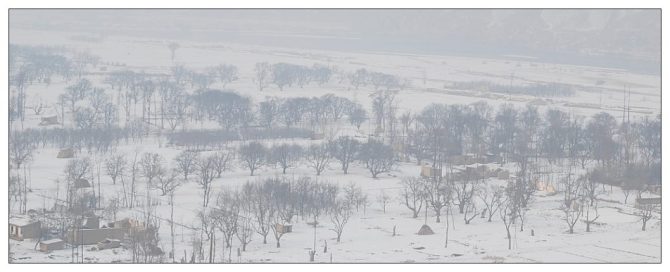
<box><xmin>9</xmin><ymin>216</ymin><xmax>41</xmax><ymax>241</ymax></box>
<box><xmin>56</xmin><ymin>148</ymin><xmax>75</xmax><ymax>159</ymax></box>
<box><xmin>420</xmin><ymin>164</ymin><xmax>442</xmax><ymax>179</ymax></box>
<box><xmin>66</xmin><ymin>214</ymin><xmax>125</xmax><ymax>245</ymax></box>
<box><xmin>67</xmin><ymin>227</ymin><xmax>125</xmax><ymax>245</ymax></box>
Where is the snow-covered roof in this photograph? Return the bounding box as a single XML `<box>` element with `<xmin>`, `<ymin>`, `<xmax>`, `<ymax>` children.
<box><xmin>9</xmin><ymin>216</ymin><xmax>38</xmax><ymax>227</ymax></box>
<box><xmin>41</xmin><ymin>239</ymin><xmax>64</xmax><ymax>245</ymax></box>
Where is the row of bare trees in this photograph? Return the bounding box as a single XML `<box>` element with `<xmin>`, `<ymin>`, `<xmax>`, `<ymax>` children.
<box><xmin>194</xmin><ymin>177</ymin><xmax>361</xmax><ymax>263</ymax></box>
<box><xmin>237</xmin><ymin>138</ymin><xmax>395</xmax><ymax>178</ymax></box>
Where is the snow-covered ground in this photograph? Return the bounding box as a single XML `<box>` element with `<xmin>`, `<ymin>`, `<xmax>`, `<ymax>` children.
<box><xmin>9</xmin><ymin>143</ymin><xmax>662</xmax><ymax>263</ymax></box>
<box><xmin>8</xmin><ymin>28</ymin><xmax>661</xmax><ymax>263</ymax></box>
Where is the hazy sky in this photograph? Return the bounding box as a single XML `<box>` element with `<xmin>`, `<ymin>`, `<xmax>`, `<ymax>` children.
<box><xmin>10</xmin><ymin>9</ymin><xmax>661</xmax><ymax>74</ymax></box>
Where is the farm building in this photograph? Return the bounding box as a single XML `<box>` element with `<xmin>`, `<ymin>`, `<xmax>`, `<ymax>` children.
<box><xmin>38</xmin><ymin>115</ymin><xmax>59</xmax><ymax>126</ymax></box>
<box><xmin>9</xmin><ymin>216</ymin><xmax>41</xmax><ymax>241</ymax></box>
<box><xmin>535</xmin><ymin>180</ymin><xmax>557</xmax><ymax>194</ymax></box>
<box><xmin>39</xmin><ymin>238</ymin><xmax>65</xmax><ymax>252</ymax></box>
<box><xmin>635</xmin><ymin>197</ymin><xmax>661</xmax><ymax>209</ymax></box>
<box><xmin>67</xmin><ymin>227</ymin><xmax>125</xmax><ymax>245</ymax></box>
<box><xmin>110</xmin><ymin>218</ymin><xmax>146</xmax><ymax>234</ymax></box>
<box><xmin>80</xmin><ymin>215</ymin><xmax>100</xmax><ymax>229</ymax></box>
<box><xmin>420</xmin><ymin>164</ymin><xmax>442</xmax><ymax>179</ymax></box>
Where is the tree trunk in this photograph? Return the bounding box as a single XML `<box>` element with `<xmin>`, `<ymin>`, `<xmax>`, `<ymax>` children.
<box><xmin>507</xmin><ymin>231</ymin><xmax>512</xmax><ymax>250</ymax></box>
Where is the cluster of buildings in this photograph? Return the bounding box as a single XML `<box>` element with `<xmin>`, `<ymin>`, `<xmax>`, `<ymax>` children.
<box><xmin>9</xmin><ymin>212</ymin><xmax>151</xmax><ymax>254</ymax></box>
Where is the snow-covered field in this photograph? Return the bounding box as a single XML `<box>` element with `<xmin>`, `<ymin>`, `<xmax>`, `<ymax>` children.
<box><xmin>8</xmin><ymin>27</ymin><xmax>661</xmax><ymax>263</ymax></box>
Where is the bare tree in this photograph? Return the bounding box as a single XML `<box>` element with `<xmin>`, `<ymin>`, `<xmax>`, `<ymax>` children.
<box><xmin>9</xmin><ymin>132</ymin><xmax>35</xmax><ymax>170</ymax></box>
<box><xmin>400</xmin><ymin>177</ymin><xmax>425</xmax><ymax>218</ymax></box>
<box><xmin>168</xmin><ymin>42</ymin><xmax>180</xmax><ymax>62</ymax></box>
<box><xmin>463</xmin><ymin>201</ymin><xmax>479</xmax><ymax>225</ymax></box>
<box><xmin>236</xmin><ymin>217</ymin><xmax>254</xmax><ymax>252</ymax></box>
<box><xmin>259</xmin><ymin>98</ymin><xmax>281</xmax><ymax>128</ymax></box>
<box><xmin>63</xmin><ymin>157</ymin><xmax>92</xmax><ymax>208</ymax></box>
<box><xmin>423</xmin><ymin>177</ymin><xmax>451</xmax><ymax>223</ymax></box>
<box><xmin>211</xmin><ymin>151</ymin><xmax>233</xmax><ymax>178</ymax></box>
<box><xmin>562</xmin><ymin>199</ymin><xmax>583</xmax><ymax>234</ymax></box>
<box><xmin>582</xmin><ymin>172</ymin><xmax>600</xmax><ymax>206</ymax></box>
<box><xmin>165</xmin><ymin>174</ymin><xmax>182</xmax><ymax>263</ymax></box>
<box><xmin>254</xmin><ymin>62</ymin><xmax>271</xmax><ymax>91</ymax></box>
<box><xmin>561</xmin><ymin>173</ymin><xmax>583</xmax><ymax>234</ymax></box>
<box><xmin>270</xmin><ymin>144</ymin><xmax>303</xmax><ymax>174</ymax></box>
<box><xmin>174</xmin><ymin>150</ymin><xmax>199</xmax><ymax>182</ymax></box>
<box><xmin>306</xmin><ymin>143</ymin><xmax>332</xmax><ymax>176</ymax></box>
<box><xmin>359</xmin><ymin>140</ymin><xmax>395</xmax><ymax>178</ymax></box>
<box><xmin>105</xmin><ymin>153</ymin><xmax>127</xmax><ymax>185</ymax></box>
<box><xmin>195</xmin><ymin>156</ymin><xmax>217</xmax><ymax>207</ymax></box>
<box><xmin>212</xmin><ymin>191</ymin><xmax>240</xmax><ymax>262</ymax></box>
<box><xmin>209</xmin><ymin>64</ymin><xmax>238</xmax><ymax>88</ymax></box>
<box><xmin>499</xmin><ymin>198</ymin><xmax>516</xmax><ymax>250</ymax></box>
<box><xmin>198</xmin><ymin>210</ymin><xmax>217</xmax><ymax>263</ymax></box>
<box><xmin>376</xmin><ymin>190</ymin><xmax>391</xmax><ymax>213</ymax></box>
<box><xmin>330</xmin><ymin>136</ymin><xmax>360</xmax><ymax>174</ymax></box>
<box><xmin>140</xmin><ymin>153</ymin><xmax>164</xmax><ymax>187</ymax></box>
<box><xmin>239</xmin><ymin>142</ymin><xmax>266</xmax><ymax>176</ymax></box>
<box><xmin>154</xmin><ymin>168</ymin><xmax>180</xmax><ymax>196</ymax></box>
<box><xmin>347</xmin><ymin>104</ymin><xmax>367</xmax><ymax>130</ymax></box>
<box><xmin>638</xmin><ymin>204</ymin><xmax>655</xmax><ymax>231</ymax></box>
<box><xmin>243</xmin><ymin>181</ymin><xmax>272</xmax><ymax>244</ymax></box>
<box><xmin>478</xmin><ymin>184</ymin><xmax>504</xmax><ymax>222</ymax></box>
<box><xmin>454</xmin><ymin>171</ymin><xmax>479</xmax><ymax>214</ymax></box>
<box><xmin>330</xmin><ymin>200</ymin><xmax>353</xmax><ymax>242</ymax></box>
<box><xmin>583</xmin><ymin>199</ymin><xmax>600</xmax><ymax>232</ymax></box>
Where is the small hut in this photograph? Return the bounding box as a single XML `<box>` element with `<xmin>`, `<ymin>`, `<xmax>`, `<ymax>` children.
<box><xmin>9</xmin><ymin>216</ymin><xmax>41</xmax><ymax>241</ymax></box>
<box><xmin>275</xmin><ymin>223</ymin><xmax>293</xmax><ymax>234</ymax></box>
<box><xmin>417</xmin><ymin>224</ymin><xmax>434</xmax><ymax>235</ymax></box>
<box><xmin>39</xmin><ymin>239</ymin><xmax>65</xmax><ymax>252</ymax></box>
<box><xmin>535</xmin><ymin>180</ymin><xmax>556</xmax><ymax>194</ymax></box>
<box><xmin>74</xmin><ymin>179</ymin><xmax>91</xmax><ymax>189</ymax></box>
